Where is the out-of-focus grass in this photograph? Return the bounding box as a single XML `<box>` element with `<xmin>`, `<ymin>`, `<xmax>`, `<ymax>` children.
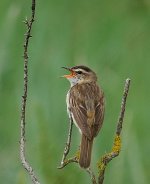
<box><xmin>0</xmin><ymin>0</ymin><xmax>150</xmax><ymax>184</ymax></box>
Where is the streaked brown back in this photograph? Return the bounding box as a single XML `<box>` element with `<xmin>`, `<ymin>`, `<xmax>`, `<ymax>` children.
<box><xmin>69</xmin><ymin>81</ymin><xmax>105</xmax><ymax>140</ymax></box>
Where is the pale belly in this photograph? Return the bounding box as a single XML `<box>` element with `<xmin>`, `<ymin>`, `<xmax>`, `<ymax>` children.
<box><xmin>66</xmin><ymin>90</ymin><xmax>82</xmax><ymax>134</ymax></box>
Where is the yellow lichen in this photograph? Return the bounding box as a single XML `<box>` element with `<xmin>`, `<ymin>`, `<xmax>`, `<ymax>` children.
<box><xmin>75</xmin><ymin>149</ymin><xmax>80</xmax><ymax>161</ymax></box>
<box><xmin>97</xmin><ymin>155</ymin><xmax>107</xmax><ymax>172</ymax></box>
<box><xmin>97</xmin><ymin>135</ymin><xmax>121</xmax><ymax>173</ymax></box>
<box><xmin>112</xmin><ymin>135</ymin><xmax>121</xmax><ymax>153</ymax></box>
<box><xmin>97</xmin><ymin>161</ymin><xmax>105</xmax><ymax>171</ymax></box>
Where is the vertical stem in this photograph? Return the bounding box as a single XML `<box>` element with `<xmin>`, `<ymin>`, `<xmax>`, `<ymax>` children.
<box><xmin>20</xmin><ymin>1</ymin><xmax>40</xmax><ymax>184</ymax></box>
<box><xmin>59</xmin><ymin>116</ymin><xmax>74</xmax><ymax>167</ymax></box>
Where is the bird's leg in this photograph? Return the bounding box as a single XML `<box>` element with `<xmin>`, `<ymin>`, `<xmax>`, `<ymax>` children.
<box><xmin>58</xmin><ymin>115</ymin><xmax>74</xmax><ymax>168</ymax></box>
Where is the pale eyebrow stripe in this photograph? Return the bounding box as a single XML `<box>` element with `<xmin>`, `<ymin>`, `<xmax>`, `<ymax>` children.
<box><xmin>74</xmin><ymin>69</ymin><xmax>89</xmax><ymax>73</ymax></box>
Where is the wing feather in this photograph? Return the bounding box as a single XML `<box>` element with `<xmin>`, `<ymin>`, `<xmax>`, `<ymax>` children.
<box><xmin>69</xmin><ymin>82</ymin><xmax>104</xmax><ymax>140</ymax></box>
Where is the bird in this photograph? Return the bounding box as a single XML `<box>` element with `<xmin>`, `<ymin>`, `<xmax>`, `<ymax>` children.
<box><xmin>62</xmin><ymin>65</ymin><xmax>105</xmax><ymax>169</ymax></box>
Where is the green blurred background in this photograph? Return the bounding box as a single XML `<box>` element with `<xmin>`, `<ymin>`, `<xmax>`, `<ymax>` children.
<box><xmin>0</xmin><ymin>0</ymin><xmax>150</xmax><ymax>183</ymax></box>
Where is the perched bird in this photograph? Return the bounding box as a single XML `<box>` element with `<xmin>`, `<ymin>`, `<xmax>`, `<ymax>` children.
<box><xmin>62</xmin><ymin>65</ymin><xmax>105</xmax><ymax>168</ymax></box>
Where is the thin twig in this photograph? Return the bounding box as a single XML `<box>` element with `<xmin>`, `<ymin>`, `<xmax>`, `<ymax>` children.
<box><xmin>116</xmin><ymin>78</ymin><xmax>131</xmax><ymax>136</ymax></box>
<box><xmin>86</xmin><ymin>168</ymin><xmax>97</xmax><ymax>184</ymax></box>
<box><xmin>58</xmin><ymin>156</ymin><xmax>78</xmax><ymax>169</ymax></box>
<box><xmin>97</xmin><ymin>78</ymin><xmax>131</xmax><ymax>184</ymax></box>
<box><xmin>57</xmin><ymin>116</ymin><xmax>75</xmax><ymax>169</ymax></box>
<box><xmin>20</xmin><ymin>0</ymin><xmax>40</xmax><ymax>184</ymax></box>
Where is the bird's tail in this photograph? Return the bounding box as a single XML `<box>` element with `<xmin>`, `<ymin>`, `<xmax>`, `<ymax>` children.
<box><xmin>79</xmin><ymin>134</ymin><xmax>93</xmax><ymax>168</ymax></box>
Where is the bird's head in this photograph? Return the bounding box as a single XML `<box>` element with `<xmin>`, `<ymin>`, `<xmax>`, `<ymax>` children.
<box><xmin>62</xmin><ymin>65</ymin><xmax>97</xmax><ymax>86</ymax></box>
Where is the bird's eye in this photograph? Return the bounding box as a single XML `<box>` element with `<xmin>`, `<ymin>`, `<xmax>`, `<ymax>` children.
<box><xmin>76</xmin><ymin>71</ymin><xmax>82</xmax><ymax>74</ymax></box>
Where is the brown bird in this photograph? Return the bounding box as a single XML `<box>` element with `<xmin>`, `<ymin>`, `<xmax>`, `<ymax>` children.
<box><xmin>62</xmin><ymin>65</ymin><xmax>105</xmax><ymax>168</ymax></box>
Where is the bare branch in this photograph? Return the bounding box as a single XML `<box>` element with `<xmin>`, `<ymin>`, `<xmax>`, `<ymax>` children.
<box><xmin>58</xmin><ymin>156</ymin><xmax>78</xmax><ymax>169</ymax></box>
<box><xmin>20</xmin><ymin>0</ymin><xmax>40</xmax><ymax>184</ymax></box>
<box><xmin>116</xmin><ymin>78</ymin><xmax>131</xmax><ymax>136</ymax></box>
<box><xmin>57</xmin><ymin>116</ymin><xmax>75</xmax><ymax>169</ymax></box>
<box><xmin>86</xmin><ymin>168</ymin><xmax>97</xmax><ymax>184</ymax></box>
<box><xmin>97</xmin><ymin>78</ymin><xmax>131</xmax><ymax>184</ymax></box>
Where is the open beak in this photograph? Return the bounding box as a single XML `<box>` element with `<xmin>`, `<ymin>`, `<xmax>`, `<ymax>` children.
<box><xmin>61</xmin><ymin>67</ymin><xmax>76</xmax><ymax>78</ymax></box>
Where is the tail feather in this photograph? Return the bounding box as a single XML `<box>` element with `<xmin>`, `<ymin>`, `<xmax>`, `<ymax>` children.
<box><xmin>79</xmin><ymin>134</ymin><xmax>93</xmax><ymax>168</ymax></box>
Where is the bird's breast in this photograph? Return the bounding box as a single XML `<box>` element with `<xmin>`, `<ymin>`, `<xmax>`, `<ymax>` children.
<box><xmin>66</xmin><ymin>90</ymin><xmax>70</xmax><ymax>116</ymax></box>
